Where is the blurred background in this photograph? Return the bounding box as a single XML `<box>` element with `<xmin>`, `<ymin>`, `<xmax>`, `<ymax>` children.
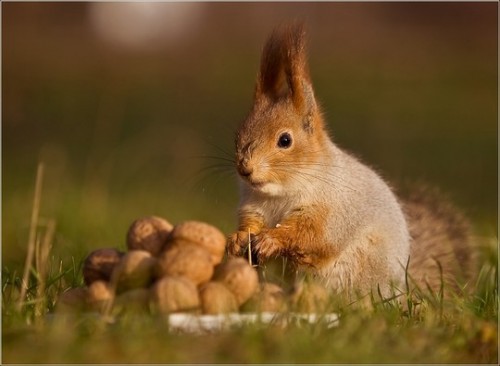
<box><xmin>3</xmin><ymin>3</ymin><xmax>497</xmax><ymax>269</ymax></box>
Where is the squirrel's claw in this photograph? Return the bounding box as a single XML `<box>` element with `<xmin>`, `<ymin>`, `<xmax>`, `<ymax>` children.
<box><xmin>227</xmin><ymin>230</ymin><xmax>252</xmax><ymax>256</ymax></box>
<box><xmin>253</xmin><ymin>231</ymin><xmax>282</xmax><ymax>260</ymax></box>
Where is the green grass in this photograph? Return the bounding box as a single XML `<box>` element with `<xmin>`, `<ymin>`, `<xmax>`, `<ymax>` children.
<box><xmin>2</xmin><ymin>237</ymin><xmax>497</xmax><ymax>364</ymax></box>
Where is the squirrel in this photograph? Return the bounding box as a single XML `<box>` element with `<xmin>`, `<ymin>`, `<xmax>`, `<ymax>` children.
<box><xmin>227</xmin><ymin>23</ymin><xmax>476</xmax><ymax>300</ymax></box>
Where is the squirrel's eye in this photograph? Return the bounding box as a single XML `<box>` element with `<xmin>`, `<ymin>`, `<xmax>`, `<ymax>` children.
<box><xmin>277</xmin><ymin>132</ymin><xmax>292</xmax><ymax>149</ymax></box>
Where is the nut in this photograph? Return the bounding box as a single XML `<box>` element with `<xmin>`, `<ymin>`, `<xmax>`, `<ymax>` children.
<box><xmin>56</xmin><ymin>287</ymin><xmax>88</xmax><ymax>313</ymax></box>
<box><xmin>168</xmin><ymin>221</ymin><xmax>226</xmax><ymax>265</ymax></box>
<box><xmin>113</xmin><ymin>288</ymin><xmax>151</xmax><ymax>314</ymax></box>
<box><xmin>87</xmin><ymin>280</ymin><xmax>114</xmax><ymax>312</ymax></box>
<box><xmin>151</xmin><ymin>276</ymin><xmax>200</xmax><ymax>314</ymax></box>
<box><xmin>289</xmin><ymin>280</ymin><xmax>330</xmax><ymax>313</ymax></box>
<box><xmin>82</xmin><ymin>248</ymin><xmax>124</xmax><ymax>285</ymax></box>
<box><xmin>199</xmin><ymin>282</ymin><xmax>238</xmax><ymax>315</ymax></box>
<box><xmin>212</xmin><ymin>257</ymin><xmax>259</xmax><ymax>306</ymax></box>
<box><xmin>127</xmin><ymin>216</ymin><xmax>173</xmax><ymax>256</ymax></box>
<box><xmin>243</xmin><ymin>282</ymin><xmax>287</xmax><ymax>313</ymax></box>
<box><xmin>155</xmin><ymin>243</ymin><xmax>213</xmax><ymax>285</ymax></box>
<box><xmin>111</xmin><ymin>250</ymin><xmax>156</xmax><ymax>293</ymax></box>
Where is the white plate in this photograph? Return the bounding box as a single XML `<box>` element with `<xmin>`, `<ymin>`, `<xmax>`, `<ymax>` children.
<box><xmin>167</xmin><ymin>312</ymin><xmax>339</xmax><ymax>334</ymax></box>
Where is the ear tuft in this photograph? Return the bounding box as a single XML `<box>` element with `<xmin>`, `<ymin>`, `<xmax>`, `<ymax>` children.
<box><xmin>255</xmin><ymin>22</ymin><xmax>314</xmax><ymax>114</ymax></box>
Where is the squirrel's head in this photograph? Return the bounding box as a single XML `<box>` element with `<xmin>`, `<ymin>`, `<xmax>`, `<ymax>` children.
<box><xmin>236</xmin><ymin>24</ymin><xmax>331</xmax><ymax>196</ymax></box>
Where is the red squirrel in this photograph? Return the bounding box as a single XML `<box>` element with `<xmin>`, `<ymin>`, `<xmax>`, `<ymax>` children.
<box><xmin>227</xmin><ymin>24</ymin><xmax>476</xmax><ymax>299</ymax></box>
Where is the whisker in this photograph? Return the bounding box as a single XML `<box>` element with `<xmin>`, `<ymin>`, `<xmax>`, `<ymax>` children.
<box><xmin>203</xmin><ymin>139</ymin><xmax>235</xmax><ymax>160</ymax></box>
<box><xmin>271</xmin><ymin>164</ymin><xmax>365</xmax><ymax>197</ymax></box>
<box><xmin>197</xmin><ymin>155</ymin><xmax>236</xmax><ymax>164</ymax></box>
<box><xmin>279</xmin><ymin>166</ymin><xmax>389</xmax><ymax>205</ymax></box>
<box><xmin>185</xmin><ymin>166</ymin><xmax>236</xmax><ymax>196</ymax></box>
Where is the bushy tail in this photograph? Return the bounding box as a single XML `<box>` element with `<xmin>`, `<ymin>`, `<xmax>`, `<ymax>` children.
<box><xmin>401</xmin><ymin>185</ymin><xmax>477</xmax><ymax>296</ymax></box>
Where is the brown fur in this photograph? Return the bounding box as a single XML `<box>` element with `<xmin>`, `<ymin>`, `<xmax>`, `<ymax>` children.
<box><xmin>402</xmin><ymin>186</ymin><xmax>477</xmax><ymax>295</ymax></box>
<box><xmin>253</xmin><ymin>204</ymin><xmax>337</xmax><ymax>269</ymax></box>
<box><xmin>257</xmin><ymin>23</ymin><xmax>311</xmax><ymax>109</ymax></box>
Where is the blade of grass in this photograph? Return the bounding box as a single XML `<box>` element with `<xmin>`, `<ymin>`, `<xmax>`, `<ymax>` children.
<box><xmin>35</xmin><ymin>219</ymin><xmax>56</xmax><ymax>317</ymax></box>
<box><xmin>247</xmin><ymin>228</ymin><xmax>252</xmax><ymax>266</ymax></box>
<box><xmin>17</xmin><ymin>163</ymin><xmax>44</xmax><ymax>311</ymax></box>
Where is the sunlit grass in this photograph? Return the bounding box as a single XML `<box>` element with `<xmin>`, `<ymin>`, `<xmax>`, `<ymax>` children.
<box><xmin>2</xmin><ymin>138</ymin><xmax>497</xmax><ymax>364</ymax></box>
<box><xmin>2</xmin><ymin>235</ymin><xmax>497</xmax><ymax>363</ymax></box>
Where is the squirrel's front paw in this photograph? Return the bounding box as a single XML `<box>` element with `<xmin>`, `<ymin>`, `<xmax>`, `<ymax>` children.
<box><xmin>253</xmin><ymin>230</ymin><xmax>283</xmax><ymax>261</ymax></box>
<box><xmin>227</xmin><ymin>230</ymin><xmax>254</xmax><ymax>256</ymax></box>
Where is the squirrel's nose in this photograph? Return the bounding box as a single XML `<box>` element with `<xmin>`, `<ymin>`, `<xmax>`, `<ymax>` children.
<box><xmin>238</xmin><ymin>161</ymin><xmax>253</xmax><ymax>177</ymax></box>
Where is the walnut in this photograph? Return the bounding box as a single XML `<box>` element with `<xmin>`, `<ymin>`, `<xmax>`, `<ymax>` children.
<box><xmin>199</xmin><ymin>282</ymin><xmax>238</xmax><ymax>314</ymax></box>
<box><xmin>111</xmin><ymin>250</ymin><xmax>156</xmax><ymax>293</ymax></box>
<box><xmin>243</xmin><ymin>282</ymin><xmax>287</xmax><ymax>313</ymax></box>
<box><xmin>167</xmin><ymin>221</ymin><xmax>226</xmax><ymax>265</ymax></box>
<box><xmin>155</xmin><ymin>243</ymin><xmax>213</xmax><ymax>285</ymax></box>
<box><xmin>113</xmin><ymin>288</ymin><xmax>151</xmax><ymax>314</ymax></box>
<box><xmin>150</xmin><ymin>276</ymin><xmax>200</xmax><ymax>314</ymax></box>
<box><xmin>87</xmin><ymin>280</ymin><xmax>114</xmax><ymax>313</ymax></box>
<box><xmin>82</xmin><ymin>248</ymin><xmax>124</xmax><ymax>285</ymax></box>
<box><xmin>212</xmin><ymin>257</ymin><xmax>259</xmax><ymax>306</ymax></box>
<box><xmin>289</xmin><ymin>280</ymin><xmax>330</xmax><ymax>313</ymax></box>
<box><xmin>127</xmin><ymin>216</ymin><xmax>173</xmax><ymax>256</ymax></box>
<box><xmin>56</xmin><ymin>287</ymin><xmax>88</xmax><ymax>313</ymax></box>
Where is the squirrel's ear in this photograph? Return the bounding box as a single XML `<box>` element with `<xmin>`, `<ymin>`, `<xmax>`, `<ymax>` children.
<box><xmin>255</xmin><ymin>23</ymin><xmax>315</xmax><ymax>115</ymax></box>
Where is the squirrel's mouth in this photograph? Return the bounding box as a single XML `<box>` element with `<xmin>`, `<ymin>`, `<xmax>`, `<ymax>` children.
<box><xmin>246</xmin><ymin>178</ymin><xmax>265</xmax><ymax>189</ymax></box>
<box><xmin>243</xmin><ymin>177</ymin><xmax>283</xmax><ymax>196</ymax></box>
<box><xmin>239</xmin><ymin>175</ymin><xmax>265</xmax><ymax>190</ymax></box>
<box><xmin>251</xmin><ymin>182</ymin><xmax>267</xmax><ymax>191</ymax></box>
<box><xmin>237</xmin><ymin>167</ymin><xmax>282</xmax><ymax>195</ymax></box>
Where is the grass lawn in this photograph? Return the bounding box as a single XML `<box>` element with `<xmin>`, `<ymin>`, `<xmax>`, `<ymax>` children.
<box><xmin>2</xmin><ymin>235</ymin><xmax>497</xmax><ymax>364</ymax></box>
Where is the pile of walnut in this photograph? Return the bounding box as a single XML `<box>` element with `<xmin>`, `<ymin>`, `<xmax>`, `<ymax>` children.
<box><xmin>57</xmin><ymin>216</ymin><xmax>329</xmax><ymax>317</ymax></box>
